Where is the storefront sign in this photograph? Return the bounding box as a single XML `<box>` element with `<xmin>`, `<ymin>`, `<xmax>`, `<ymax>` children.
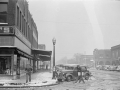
<box><xmin>0</xmin><ymin>27</ymin><xmax>14</xmax><ymax>34</ymax></box>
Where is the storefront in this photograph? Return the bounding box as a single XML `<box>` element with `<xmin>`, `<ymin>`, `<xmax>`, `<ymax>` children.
<box><xmin>32</xmin><ymin>49</ymin><xmax>52</xmax><ymax>72</ymax></box>
<box><xmin>0</xmin><ymin>46</ymin><xmax>32</xmax><ymax>79</ymax></box>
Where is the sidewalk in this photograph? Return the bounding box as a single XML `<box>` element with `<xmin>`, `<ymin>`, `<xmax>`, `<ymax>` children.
<box><xmin>0</xmin><ymin>69</ymin><xmax>57</xmax><ymax>87</ymax></box>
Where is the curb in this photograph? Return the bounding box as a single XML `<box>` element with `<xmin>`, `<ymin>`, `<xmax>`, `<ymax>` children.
<box><xmin>0</xmin><ymin>83</ymin><xmax>58</xmax><ymax>88</ymax></box>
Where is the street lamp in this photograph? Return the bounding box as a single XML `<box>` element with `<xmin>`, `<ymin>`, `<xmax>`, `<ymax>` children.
<box><xmin>52</xmin><ymin>37</ymin><xmax>56</xmax><ymax>79</ymax></box>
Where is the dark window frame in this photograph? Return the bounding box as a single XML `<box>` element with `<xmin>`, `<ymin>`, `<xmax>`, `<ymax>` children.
<box><xmin>0</xmin><ymin>2</ymin><xmax>8</xmax><ymax>24</ymax></box>
<box><xmin>17</xmin><ymin>6</ymin><xmax>19</xmax><ymax>27</ymax></box>
<box><xmin>20</xmin><ymin>11</ymin><xmax>22</xmax><ymax>31</ymax></box>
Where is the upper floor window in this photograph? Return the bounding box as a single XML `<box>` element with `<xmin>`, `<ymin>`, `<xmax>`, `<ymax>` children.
<box><xmin>0</xmin><ymin>3</ymin><xmax>7</xmax><ymax>24</ymax></box>
<box><xmin>17</xmin><ymin>6</ymin><xmax>19</xmax><ymax>27</ymax></box>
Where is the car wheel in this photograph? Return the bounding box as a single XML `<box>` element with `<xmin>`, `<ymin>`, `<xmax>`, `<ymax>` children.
<box><xmin>67</xmin><ymin>76</ymin><xmax>72</xmax><ymax>82</ymax></box>
<box><xmin>85</xmin><ymin>75</ymin><xmax>89</xmax><ymax>80</ymax></box>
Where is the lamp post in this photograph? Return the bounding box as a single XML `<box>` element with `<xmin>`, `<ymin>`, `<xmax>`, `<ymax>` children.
<box><xmin>52</xmin><ymin>37</ymin><xmax>56</xmax><ymax>79</ymax></box>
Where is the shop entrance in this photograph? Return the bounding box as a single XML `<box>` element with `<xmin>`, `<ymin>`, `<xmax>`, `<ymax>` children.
<box><xmin>0</xmin><ymin>56</ymin><xmax>11</xmax><ymax>75</ymax></box>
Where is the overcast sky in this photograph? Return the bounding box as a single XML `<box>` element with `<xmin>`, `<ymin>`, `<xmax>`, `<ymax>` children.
<box><xmin>28</xmin><ymin>0</ymin><xmax>120</xmax><ymax>61</ymax></box>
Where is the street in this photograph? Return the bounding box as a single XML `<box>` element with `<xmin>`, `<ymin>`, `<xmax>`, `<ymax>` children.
<box><xmin>1</xmin><ymin>69</ymin><xmax>120</xmax><ymax>90</ymax></box>
<box><xmin>39</xmin><ymin>69</ymin><xmax>120</xmax><ymax>90</ymax></box>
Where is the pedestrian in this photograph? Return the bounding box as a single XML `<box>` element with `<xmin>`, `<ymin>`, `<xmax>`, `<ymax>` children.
<box><xmin>52</xmin><ymin>66</ymin><xmax>56</xmax><ymax>79</ymax></box>
<box><xmin>25</xmin><ymin>64</ymin><xmax>32</xmax><ymax>83</ymax></box>
<box><xmin>57</xmin><ymin>70</ymin><xmax>63</xmax><ymax>84</ymax></box>
<box><xmin>74</xmin><ymin>65</ymin><xmax>85</xmax><ymax>83</ymax></box>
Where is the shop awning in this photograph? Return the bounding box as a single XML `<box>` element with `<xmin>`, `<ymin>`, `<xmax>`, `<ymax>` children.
<box><xmin>39</xmin><ymin>54</ymin><xmax>51</xmax><ymax>61</ymax></box>
<box><xmin>32</xmin><ymin>49</ymin><xmax>52</xmax><ymax>56</ymax></box>
<box><xmin>0</xmin><ymin>46</ymin><xmax>33</xmax><ymax>59</ymax></box>
<box><xmin>0</xmin><ymin>46</ymin><xmax>17</xmax><ymax>49</ymax></box>
<box><xmin>32</xmin><ymin>49</ymin><xmax>52</xmax><ymax>61</ymax></box>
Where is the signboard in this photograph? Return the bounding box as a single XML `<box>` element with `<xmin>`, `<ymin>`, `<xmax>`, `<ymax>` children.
<box><xmin>0</xmin><ymin>27</ymin><xmax>14</xmax><ymax>34</ymax></box>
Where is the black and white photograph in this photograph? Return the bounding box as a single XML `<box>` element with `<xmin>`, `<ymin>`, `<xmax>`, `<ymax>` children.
<box><xmin>0</xmin><ymin>0</ymin><xmax>120</xmax><ymax>90</ymax></box>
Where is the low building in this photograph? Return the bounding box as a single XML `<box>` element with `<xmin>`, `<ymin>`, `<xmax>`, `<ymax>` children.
<box><xmin>37</xmin><ymin>44</ymin><xmax>51</xmax><ymax>70</ymax></box>
<box><xmin>93</xmin><ymin>49</ymin><xmax>112</xmax><ymax>66</ymax></box>
<box><xmin>80</xmin><ymin>55</ymin><xmax>94</xmax><ymax>67</ymax></box>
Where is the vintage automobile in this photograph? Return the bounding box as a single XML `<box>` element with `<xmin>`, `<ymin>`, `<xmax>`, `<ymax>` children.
<box><xmin>56</xmin><ymin>64</ymin><xmax>91</xmax><ymax>82</ymax></box>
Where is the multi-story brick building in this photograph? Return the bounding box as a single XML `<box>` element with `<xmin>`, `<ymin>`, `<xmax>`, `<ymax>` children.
<box><xmin>111</xmin><ymin>44</ymin><xmax>120</xmax><ymax>65</ymax></box>
<box><xmin>0</xmin><ymin>0</ymin><xmax>52</xmax><ymax>79</ymax></box>
<box><xmin>0</xmin><ymin>0</ymin><xmax>39</xmax><ymax>79</ymax></box>
<box><xmin>93</xmin><ymin>49</ymin><xmax>112</xmax><ymax>66</ymax></box>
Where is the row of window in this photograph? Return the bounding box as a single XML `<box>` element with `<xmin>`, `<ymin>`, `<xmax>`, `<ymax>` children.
<box><xmin>16</xmin><ymin>5</ymin><xmax>31</xmax><ymax>42</ymax></box>
<box><xmin>96</xmin><ymin>53</ymin><xmax>110</xmax><ymax>58</ymax></box>
<box><xmin>0</xmin><ymin>1</ymin><xmax>37</xmax><ymax>46</ymax></box>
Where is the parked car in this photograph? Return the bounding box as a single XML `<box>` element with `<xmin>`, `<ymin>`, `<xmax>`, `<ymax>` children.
<box><xmin>104</xmin><ymin>65</ymin><xmax>111</xmax><ymax>71</ymax></box>
<box><xmin>109</xmin><ymin>65</ymin><xmax>117</xmax><ymax>71</ymax></box>
<box><xmin>116</xmin><ymin>65</ymin><xmax>120</xmax><ymax>72</ymax></box>
<box><xmin>96</xmin><ymin>65</ymin><xmax>101</xmax><ymax>70</ymax></box>
<box><xmin>56</xmin><ymin>64</ymin><xmax>91</xmax><ymax>82</ymax></box>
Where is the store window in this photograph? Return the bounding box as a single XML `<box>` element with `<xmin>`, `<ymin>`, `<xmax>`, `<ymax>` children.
<box><xmin>0</xmin><ymin>56</ymin><xmax>11</xmax><ymax>75</ymax></box>
<box><xmin>20</xmin><ymin>57</ymin><xmax>29</xmax><ymax>74</ymax></box>
<box><xmin>0</xmin><ymin>3</ymin><xmax>7</xmax><ymax>23</ymax></box>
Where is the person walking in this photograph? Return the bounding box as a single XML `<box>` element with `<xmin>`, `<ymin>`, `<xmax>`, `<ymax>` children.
<box><xmin>25</xmin><ymin>64</ymin><xmax>32</xmax><ymax>83</ymax></box>
<box><xmin>57</xmin><ymin>70</ymin><xmax>63</xmax><ymax>84</ymax></box>
<box><xmin>75</xmin><ymin>65</ymin><xmax>85</xmax><ymax>83</ymax></box>
<box><xmin>52</xmin><ymin>66</ymin><xmax>56</xmax><ymax>79</ymax></box>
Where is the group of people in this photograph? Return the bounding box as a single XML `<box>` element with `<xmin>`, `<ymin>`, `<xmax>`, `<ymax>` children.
<box><xmin>75</xmin><ymin>65</ymin><xmax>92</xmax><ymax>83</ymax></box>
<box><xmin>74</xmin><ymin>65</ymin><xmax>85</xmax><ymax>83</ymax></box>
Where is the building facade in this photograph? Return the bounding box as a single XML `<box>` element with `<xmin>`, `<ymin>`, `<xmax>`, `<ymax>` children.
<box><xmin>80</xmin><ymin>55</ymin><xmax>94</xmax><ymax>67</ymax></box>
<box><xmin>93</xmin><ymin>49</ymin><xmax>112</xmax><ymax>66</ymax></box>
<box><xmin>0</xmin><ymin>0</ymin><xmax>38</xmax><ymax>79</ymax></box>
<box><xmin>111</xmin><ymin>44</ymin><xmax>120</xmax><ymax>65</ymax></box>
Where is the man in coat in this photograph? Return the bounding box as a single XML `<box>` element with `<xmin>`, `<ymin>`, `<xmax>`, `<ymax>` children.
<box><xmin>25</xmin><ymin>64</ymin><xmax>32</xmax><ymax>83</ymax></box>
<box><xmin>75</xmin><ymin>65</ymin><xmax>85</xmax><ymax>83</ymax></box>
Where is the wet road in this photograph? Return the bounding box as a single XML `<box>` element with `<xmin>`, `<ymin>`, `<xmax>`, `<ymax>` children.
<box><xmin>1</xmin><ymin>69</ymin><xmax>120</xmax><ymax>90</ymax></box>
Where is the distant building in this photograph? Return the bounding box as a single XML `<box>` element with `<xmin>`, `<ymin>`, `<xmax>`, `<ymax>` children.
<box><xmin>93</xmin><ymin>49</ymin><xmax>112</xmax><ymax>66</ymax></box>
<box><xmin>111</xmin><ymin>44</ymin><xmax>120</xmax><ymax>65</ymax></box>
<box><xmin>38</xmin><ymin>44</ymin><xmax>46</xmax><ymax>50</ymax></box>
<box><xmin>80</xmin><ymin>55</ymin><xmax>94</xmax><ymax>67</ymax></box>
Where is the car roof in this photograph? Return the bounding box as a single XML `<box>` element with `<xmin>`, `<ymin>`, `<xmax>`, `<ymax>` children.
<box><xmin>63</xmin><ymin>64</ymin><xmax>79</xmax><ymax>67</ymax></box>
<box><xmin>56</xmin><ymin>64</ymin><xmax>87</xmax><ymax>68</ymax></box>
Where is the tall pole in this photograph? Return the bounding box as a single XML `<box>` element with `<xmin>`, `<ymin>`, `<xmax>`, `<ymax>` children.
<box><xmin>52</xmin><ymin>38</ymin><xmax>56</xmax><ymax>79</ymax></box>
<box><xmin>53</xmin><ymin>44</ymin><xmax>55</xmax><ymax>67</ymax></box>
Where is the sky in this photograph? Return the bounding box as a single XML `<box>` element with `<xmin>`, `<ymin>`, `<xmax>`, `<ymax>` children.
<box><xmin>28</xmin><ymin>0</ymin><xmax>120</xmax><ymax>61</ymax></box>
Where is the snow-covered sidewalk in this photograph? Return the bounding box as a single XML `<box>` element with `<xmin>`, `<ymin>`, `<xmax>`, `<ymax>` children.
<box><xmin>25</xmin><ymin>72</ymin><xmax>57</xmax><ymax>86</ymax></box>
<box><xmin>0</xmin><ymin>70</ymin><xmax>57</xmax><ymax>87</ymax></box>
